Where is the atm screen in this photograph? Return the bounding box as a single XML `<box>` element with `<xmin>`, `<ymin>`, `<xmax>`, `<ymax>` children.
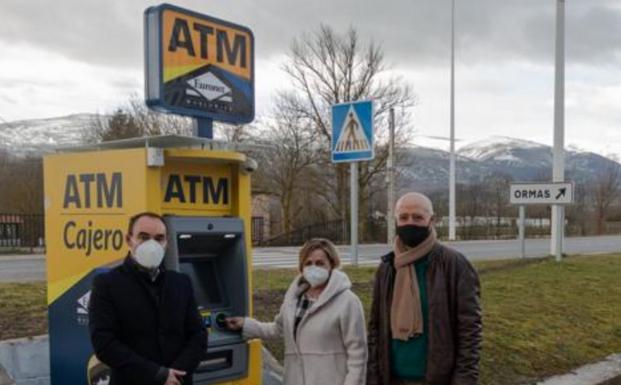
<box><xmin>179</xmin><ymin>260</ymin><xmax>227</xmax><ymax>308</ymax></box>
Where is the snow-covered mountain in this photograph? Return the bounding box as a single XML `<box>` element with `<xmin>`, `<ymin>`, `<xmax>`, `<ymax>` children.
<box><xmin>1</xmin><ymin>115</ymin><xmax>619</xmax><ymax>193</ymax></box>
<box><xmin>458</xmin><ymin>136</ymin><xmax>548</xmax><ymax>161</ymax></box>
<box><xmin>398</xmin><ymin>136</ymin><xmax>621</xmax><ymax>193</ymax></box>
<box><xmin>0</xmin><ymin>113</ymin><xmax>95</xmax><ymax>155</ymax></box>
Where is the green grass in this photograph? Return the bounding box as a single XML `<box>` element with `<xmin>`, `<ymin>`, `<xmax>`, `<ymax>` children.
<box><xmin>252</xmin><ymin>255</ymin><xmax>621</xmax><ymax>385</ymax></box>
<box><xmin>1</xmin><ymin>255</ymin><xmax>620</xmax><ymax>385</ymax></box>
<box><xmin>0</xmin><ymin>282</ymin><xmax>47</xmax><ymax>340</ymax></box>
<box><xmin>479</xmin><ymin>255</ymin><xmax>621</xmax><ymax>384</ymax></box>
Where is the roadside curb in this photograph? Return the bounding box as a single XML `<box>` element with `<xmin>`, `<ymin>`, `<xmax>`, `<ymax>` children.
<box><xmin>0</xmin><ymin>365</ymin><xmax>15</xmax><ymax>385</ymax></box>
<box><xmin>0</xmin><ymin>255</ymin><xmax>45</xmax><ymax>262</ymax></box>
<box><xmin>537</xmin><ymin>354</ymin><xmax>621</xmax><ymax>385</ymax></box>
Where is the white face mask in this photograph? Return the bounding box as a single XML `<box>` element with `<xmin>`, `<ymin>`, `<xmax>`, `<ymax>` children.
<box><xmin>303</xmin><ymin>266</ymin><xmax>330</xmax><ymax>288</ymax></box>
<box><xmin>132</xmin><ymin>239</ymin><xmax>165</xmax><ymax>269</ymax></box>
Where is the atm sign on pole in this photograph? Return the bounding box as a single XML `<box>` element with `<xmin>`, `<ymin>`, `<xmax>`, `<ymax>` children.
<box><xmin>144</xmin><ymin>4</ymin><xmax>254</xmax><ymax>124</ymax></box>
<box><xmin>510</xmin><ymin>182</ymin><xmax>574</xmax><ymax>205</ymax></box>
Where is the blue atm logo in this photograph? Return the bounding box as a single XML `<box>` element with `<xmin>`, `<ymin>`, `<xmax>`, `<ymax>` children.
<box><xmin>331</xmin><ymin>100</ymin><xmax>374</xmax><ymax>163</ymax></box>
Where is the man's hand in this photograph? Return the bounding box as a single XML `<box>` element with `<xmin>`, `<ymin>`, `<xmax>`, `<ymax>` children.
<box><xmin>164</xmin><ymin>368</ymin><xmax>187</xmax><ymax>385</ymax></box>
<box><xmin>224</xmin><ymin>317</ymin><xmax>244</xmax><ymax>331</ymax></box>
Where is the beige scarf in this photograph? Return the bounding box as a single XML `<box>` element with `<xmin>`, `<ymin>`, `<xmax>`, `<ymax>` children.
<box><xmin>390</xmin><ymin>227</ymin><xmax>437</xmax><ymax>341</ymax></box>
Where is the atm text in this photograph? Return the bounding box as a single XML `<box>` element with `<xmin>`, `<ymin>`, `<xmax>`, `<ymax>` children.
<box><xmin>63</xmin><ymin>173</ymin><xmax>122</xmax><ymax>209</ymax></box>
<box><xmin>168</xmin><ymin>18</ymin><xmax>248</xmax><ymax>68</ymax></box>
<box><xmin>164</xmin><ymin>174</ymin><xmax>229</xmax><ymax>205</ymax></box>
<box><xmin>513</xmin><ymin>189</ymin><xmax>551</xmax><ymax>199</ymax></box>
<box><xmin>63</xmin><ymin>221</ymin><xmax>124</xmax><ymax>257</ymax></box>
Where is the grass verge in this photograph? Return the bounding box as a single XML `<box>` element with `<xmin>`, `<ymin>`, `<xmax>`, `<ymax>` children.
<box><xmin>1</xmin><ymin>254</ymin><xmax>619</xmax><ymax>385</ymax></box>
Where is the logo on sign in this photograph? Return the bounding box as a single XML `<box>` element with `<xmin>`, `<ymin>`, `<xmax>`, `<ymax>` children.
<box><xmin>187</xmin><ymin>72</ymin><xmax>232</xmax><ymax>102</ymax></box>
<box><xmin>76</xmin><ymin>290</ymin><xmax>91</xmax><ymax>326</ymax></box>
<box><xmin>77</xmin><ymin>291</ymin><xmax>91</xmax><ymax>315</ymax></box>
<box><xmin>335</xmin><ymin>107</ymin><xmax>371</xmax><ymax>152</ymax></box>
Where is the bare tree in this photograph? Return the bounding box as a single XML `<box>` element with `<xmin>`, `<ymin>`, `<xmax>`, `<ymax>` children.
<box><xmin>0</xmin><ymin>149</ymin><xmax>11</xmax><ymax>212</ymax></box>
<box><xmin>592</xmin><ymin>161</ymin><xmax>621</xmax><ymax>234</ymax></box>
<box><xmin>459</xmin><ymin>181</ymin><xmax>486</xmax><ymax>239</ymax></box>
<box><xmin>484</xmin><ymin>173</ymin><xmax>513</xmax><ymax>237</ymax></box>
<box><xmin>0</xmin><ymin>156</ymin><xmax>43</xmax><ymax>214</ymax></box>
<box><xmin>215</xmin><ymin>122</ymin><xmax>254</xmax><ymax>143</ymax></box>
<box><xmin>251</xmin><ymin>108</ymin><xmax>318</xmax><ymax>237</ymax></box>
<box><xmin>566</xmin><ymin>183</ymin><xmax>590</xmax><ymax>236</ymax></box>
<box><xmin>83</xmin><ymin>94</ymin><xmax>192</xmax><ymax>143</ymax></box>
<box><xmin>277</xmin><ymin>25</ymin><xmax>416</xmax><ymax>238</ymax></box>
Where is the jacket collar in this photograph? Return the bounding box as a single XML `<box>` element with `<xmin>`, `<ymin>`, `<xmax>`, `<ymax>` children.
<box><xmin>123</xmin><ymin>254</ymin><xmax>164</xmax><ymax>282</ymax></box>
<box><xmin>286</xmin><ymin>269</ymin><xmax>352</xmax><ymax>313</ymax></box>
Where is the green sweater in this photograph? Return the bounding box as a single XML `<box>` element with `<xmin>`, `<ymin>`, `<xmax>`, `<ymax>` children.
<box><xmin>390</xmin><ymin>256</ymin><xmax>429</xmax><ymax>381</ymax></box>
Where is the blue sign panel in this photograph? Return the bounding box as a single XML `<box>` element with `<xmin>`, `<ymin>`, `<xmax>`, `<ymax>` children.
<box><xmin>331</xmin><ymin>100</ymin><xmax>374</xmax><ymax>163</ymax></box>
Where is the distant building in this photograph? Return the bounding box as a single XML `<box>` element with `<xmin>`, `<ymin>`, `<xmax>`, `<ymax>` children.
<box><xmin>0</xmin><ymin>214</ymin><xmax>24</xmax><ymax>247</ymax></box>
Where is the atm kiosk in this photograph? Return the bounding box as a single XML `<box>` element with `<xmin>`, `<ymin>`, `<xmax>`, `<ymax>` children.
<box><xmin>44</xmin><ymin>136</ymin><xmax>262</xmax><ymax>385</ymax></box>
<box><xmin>165</xmin><ymin>216</ymin><xmax>249</xmax><ymax>383</ymax></box>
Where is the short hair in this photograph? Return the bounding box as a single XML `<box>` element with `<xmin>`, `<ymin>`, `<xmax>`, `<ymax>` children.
<box><xmin>297</xmin><ymin>238</ymin><xmax>341</xmax><ymax>272</ymax></box>
<box><xmin>395</xmin><ymin>192</ymin><xmax>434</xmax><ymax>219</ymax></box>
<box><xmin>127</xmin><ymin>212</ymin><xmax>167</xmax><ymax>235</ymax></box>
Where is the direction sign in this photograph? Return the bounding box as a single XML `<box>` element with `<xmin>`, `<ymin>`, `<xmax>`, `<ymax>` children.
<box><xmin>510</xmin><ymin>182</ymin><xmax>574</xmax><ymax>205</ymax></box>
<box><xmin>144</xmin><ymin>4</ymin><xmax>254</xmax><ymax>124</ymax></box>
<box><xmin>331</xmin><ymin>100</ymin><xmax>374</xmax><ymax>163</ymax></box>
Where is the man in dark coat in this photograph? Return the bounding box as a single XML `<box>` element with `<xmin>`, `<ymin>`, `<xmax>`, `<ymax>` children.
<box><xmin>367</xmin><ymin>192</ymin><xmax>482</xmax><ymax>385</ymax></box>
<box><xmin>89</xmin><ymin>212</ymin><xmax>207</xmax><ymax>385</ymax></box>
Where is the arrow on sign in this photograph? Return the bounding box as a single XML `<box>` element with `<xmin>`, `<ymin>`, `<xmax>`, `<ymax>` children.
<box><xmin>555</xmin><ymin>188</ymin><xmax>566</xmax><ymax>200</ymax></box>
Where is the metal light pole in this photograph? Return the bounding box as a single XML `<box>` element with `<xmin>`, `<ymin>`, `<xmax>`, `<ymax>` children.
<box><xmin>551</xmin><ymin>0</ymin><xmax>565</xmax><ymax>262</ymax></box>
<box><xmin>448</xmin><ymin>0</ymin><xmax>457</xmax><ymax>241</ymax></box>
<box><xmin>387</xmin><ymin>108</ymin><xmax>396</xmax><ymax>244</ymax></box>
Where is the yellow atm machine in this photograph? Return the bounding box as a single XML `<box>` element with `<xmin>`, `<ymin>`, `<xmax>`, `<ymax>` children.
<box><xmin>44</xmin><ymin>136</ymin><xmax>262</xmax><ymax>385</ymax></box>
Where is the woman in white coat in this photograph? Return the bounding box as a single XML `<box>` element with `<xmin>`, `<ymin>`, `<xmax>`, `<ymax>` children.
<box><xmin>225</xmin><ymin>238</ymin><xmax>368</xmax><ymax>385</ymax></box>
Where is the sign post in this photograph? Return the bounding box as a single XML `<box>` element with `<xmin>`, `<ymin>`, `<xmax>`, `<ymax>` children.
<box><xmin>350</xmin><ymin>163</ymin><xmax>358</xmax><ymax>265</ymax></box>
<box><xmin>332</xmin><ymin>100</ymin><xmax>374</xmax><ymax>266</ymax></box>
<box><xmin>519</xmin><ymin>205</ymin><xmax>525</xmax><ymax>259</ymax></box>
<box><xmin>510</xmin><ymin>181</ymin><xmax>574</xmax><ymax>261</ymax></box>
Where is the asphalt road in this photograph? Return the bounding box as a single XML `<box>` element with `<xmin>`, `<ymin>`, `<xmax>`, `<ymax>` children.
<box><xmin>1</xmin><ymin>235</ymin><xmax>620</xmax><ymax>282</ymax></box>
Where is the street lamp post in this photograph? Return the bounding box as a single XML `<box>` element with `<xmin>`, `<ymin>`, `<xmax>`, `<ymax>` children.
<box><xmin>551</xmin><ymin>0</ymin><xmax>565</xmax><ymax>262</ymax></box>
<box><xmin>449</xmin><ymin>0</ymin><xmax>457</xmax><ymax>241</ymax></box>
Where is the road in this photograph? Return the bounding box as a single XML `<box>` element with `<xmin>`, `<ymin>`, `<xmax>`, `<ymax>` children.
<box><xmin>1</xmin><ymin>235</ymin><xmax>620</xmax><ymax>282</ymax></box>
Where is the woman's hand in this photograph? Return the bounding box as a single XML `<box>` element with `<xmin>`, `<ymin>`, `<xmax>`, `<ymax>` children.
<box><xmin>224</xmin><ymin>316</ymin><xmax>244</xmax><ymax>331</ymax></box>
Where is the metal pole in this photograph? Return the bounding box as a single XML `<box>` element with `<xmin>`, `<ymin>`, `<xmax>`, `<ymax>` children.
<box><xmin>194</xmin><ymin>118</ymin><xmax>213</xmax><ymax>139</ymax></box>
<box><xmin>350</xmin><ymin>162</ymin><xmax>359</xmax><ymax>266</ymax></box>
<box><xmin>448</xmin><ymin>0</ymin><xmax>457</xmax><ymax>241</ymax></box>
<box><xmin>387</xmin><ymin>108</ymin><xmax>396</xmax><ymax>244</ymax></box>
<box><xmin>519</xmin><ymin>205</ymin><xmax>526</xmax><ymax>259</ymax></box>
<box><xmin>551</xmin><ymin>0</ymin><xmax>565</xmax><ymax>262</ymax></box>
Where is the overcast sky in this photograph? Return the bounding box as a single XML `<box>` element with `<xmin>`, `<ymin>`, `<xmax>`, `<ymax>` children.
<box><xmin>0</xmin><ymin>0</ymin><xmax>620</xmax><ymax>156</ymax></box>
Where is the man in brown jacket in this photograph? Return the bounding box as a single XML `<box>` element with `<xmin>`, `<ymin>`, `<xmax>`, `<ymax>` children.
<box><xmin>367</xmin><ymin>192</ymin><xmax>482</xmax><ymax>385</ymax></box>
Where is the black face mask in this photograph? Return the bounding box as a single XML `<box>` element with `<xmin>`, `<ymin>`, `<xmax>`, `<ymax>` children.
<box><xmin>397</xmin><ymin>224</ymin><xmax>430</xmax><ymax>247</ymax></box>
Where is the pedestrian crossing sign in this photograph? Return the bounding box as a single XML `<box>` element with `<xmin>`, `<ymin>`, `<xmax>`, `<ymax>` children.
<box><xmin>331</xmin><ymin>100</ymin><xmax>374</xmax><ymax>163</ymax></box>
